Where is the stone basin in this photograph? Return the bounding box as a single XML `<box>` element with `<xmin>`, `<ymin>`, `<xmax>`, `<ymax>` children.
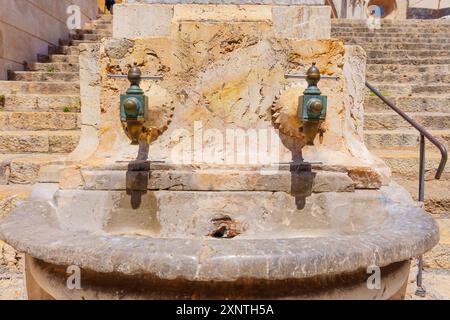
<box><xmin>0</xmin><ymin>182</ymin><xmax>439</xmax><ymax>299</ymax></box>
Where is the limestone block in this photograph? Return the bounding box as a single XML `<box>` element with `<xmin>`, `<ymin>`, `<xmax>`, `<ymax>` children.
<box><xmin>59</xmin><ymin>168</ymin><xmax>84</xmax><ymax>190</ymax></box>
<box><xmin>348</xmin><ymin>167</ymin><xmax>383</xmax><ymax>189</ymax></box>
<box><xmin>7</xmin><ymin>112</ymin><xmax>79</xmax><ymax>130</ymax></box>
<box><xmin>113</xmin><ymin>4</ymin><xmax>174</xmax><ymax>38</ymax></box>
<box><xmin>0</xmin><ymin>134</ymin><xmax>48</xmax><ymax>154</ymax></box>
<box><xmin>9</xmin><ymin>163</ymin><xmax>40</xmax><ymax>185</ymax></box>
<box><xmin>38</xmin><ymin>165</ymin><xmax>65</xmax><ymax>184</ymax></box>
<box><xmin>79</xmin><ymin>43</ymin><xmax>101</xmax><ymax>127</ymax></box>
<box><xmin>0</xmin><ymin>112</ymin><xmax>8</xmax><ymax>128</ymax></box>
<box><xmin>4</xmin><ymin>95</ymin><xmax>38</xmax><ymax>112</ymax></box>
<box><xmin>312</xmin><ymin>171</ymin><xmax>355</xmax><ymax>193</ymax></box>
<box><xmin>113</xmin><ymin>3</ymin><xmax>331</xmax><ymax>39</ymax></box>
<box><xmin>38</xmin><ymin>96</ymin><xmax>81</xmax><ymax>112</ymax></box>
<box><xmin>424</xmin><ymin>218</ymin><xmax>450</xmax><ymax>269</ymax></box>
<box><xmin>48</xmin><ymin>134</ymin><xmax>80</xmax><ymax>154</ymax></box>
<box><xmin>272</xmin><ymin>5</ymin><xmax>331</xmax><ymax>39</ymax></box>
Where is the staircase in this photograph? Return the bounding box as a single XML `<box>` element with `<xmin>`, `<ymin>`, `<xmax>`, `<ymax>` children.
<box><xmin>332</xmin><ymin>19</ymin><xmax>450</xmax><ymax>214</ymax></box>
<box><xmin>0</xmin><ymin>15</ymin><xmax>112</xmax><ymax>186</ymax></box>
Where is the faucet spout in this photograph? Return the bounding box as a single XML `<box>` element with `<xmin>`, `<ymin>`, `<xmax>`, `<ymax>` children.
<box><xmin>136</xmin><ymin>127</ymin><xmax>159</xmax><ymax>161</ymax></box>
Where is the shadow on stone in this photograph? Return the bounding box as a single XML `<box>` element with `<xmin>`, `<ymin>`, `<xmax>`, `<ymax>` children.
<box><xmin>290</xmin><ymin>161</ymin><xmax>316</xmax><ymax>210</ymax></box>
<box><xmin>126</xmin><ymin>160</ymin><xmax>150</xmax><ymax>210</ymax></box>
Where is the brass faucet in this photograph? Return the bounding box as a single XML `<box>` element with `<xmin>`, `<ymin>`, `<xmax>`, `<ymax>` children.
<box><xmin>285</xmin><ymin>63</ymin><xmax>331</xmax><ymax>145</ymax></box>
<box><xmin>110</xmin><ymin>63</ymin><xmax>163</xmax><ymax>145</ymax></box>
<box><xmin>298</xmin><ymin>63</ymin><xmax>328</xmax><ymax>145</ymax></box>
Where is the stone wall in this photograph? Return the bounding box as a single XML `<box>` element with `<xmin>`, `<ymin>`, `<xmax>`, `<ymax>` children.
<box><xmin>0</xmin><ymin>0</ymin><xmax>98</xmax><ymax>80</ymax></box>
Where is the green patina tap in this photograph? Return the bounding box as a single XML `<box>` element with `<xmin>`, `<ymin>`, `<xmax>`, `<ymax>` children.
<box><xmin>111</xmin><ymin>63</ymin><xmax>162</xmax><ymax>145</ymax></box>
<box><xmin>298</xmin><ymin>63</ymin><xmax>328</xmax><ymax>145</ymax></box>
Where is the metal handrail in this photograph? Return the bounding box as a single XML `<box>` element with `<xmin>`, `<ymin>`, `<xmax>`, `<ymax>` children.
<box><xmin>366</xmin><ymin>82</ymin><xmax>447</xmax><ymax>180</ymax></box>
<box><xmin>366</xmin><ymin>81</ymin><xmax>448</xmax><ymax>297</ymax></box>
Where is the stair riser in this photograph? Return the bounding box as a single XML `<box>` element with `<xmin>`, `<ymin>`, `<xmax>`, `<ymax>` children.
<box><xmin>367</xmin><ymin>73</ymin><xmax>450</xmax><ymax>83</ymax></box>
<box><xmin>365</xmin><ymin>114</ymin><xmax>450</xmax><ymax>130</ymax></box>
<box><xmin>0</xmin><ymin>112</ymin><xmax>80</xmax><ymax>131</ymax></box>
<box><xmin>365</xmin><ymin>133</ymin><xmax>450</xmax><ymax>150</ymax></box>
<box><xmin>50</xmin><ymin>55</ymin><xmax>79</xmax><ymax>64</ymax></box>
<box><xmin>70</xmin><ymin>34</ymin><xmax>104</xmax><ymax>41</ymax></box>
<box><xmin>70</xmin><ymin>40</ymin><xmax>99</xmax><ymax>46</ymax></box>
<box><xmin>0</xmin><ymin>82</ymin><xmax>79</xmax><ymax>95</ymax></box>
<box><xmin>367</xmin><ymin>64</ymin><xmax>450</xmax><ymax>74</ymax></box>
<box><xmin>331</xmin><ymin>19</ymin><xmax>450</xmax><ymax>28</ymax></box>
<box><xmin>367</xmin><ymin>58</ymin><xmax>450</xmax><ymax>65</ymax></box>
<box><xmin>380</xmin><ymin>157</ymin><xmax>450</xmax><ymax>178</ymax></box>
<box><xmin>332</xmin><ymin>27</ymin><xmax>450</xmax><ymax>33</ymax></box>
<box><xmin>10</xmin><ymin>72</ymin><xmax>79</xmax><ymax>82</ymax></box>
<box><xmin>367</xmin><ymin>85</ymin><xmax>450</xmax><ymax>96</ymax></box>
<box><xmin>30</xmin><ymin>63</ymin><xmax>79</xmax><ymax>73</ymax></box>
<box><xmin>75</xmin><ymin>29</ymin><xmax>112</xmax><ymax>37</ymax></box>
<box><xmin>0</xmin><ymin>133</ymin><xmax>80</xmax><ymax>154</ymax></box>
<box><xmin>1</xmin><ymin>95</ymin><xmax>80</xmax><ymax>112</ymax></box>
<box><xmin>362</xmin><ymin>44</ymin><xmax>450</xmax><ymax>51</ymax></box>
<box><xmin>49</xmin><ymin>46</ymin><xmax>80</xmax><ymax>56</ymax></box>
<box><xmin>341</xmin><ymin>38</ymin><xmax>450</xmax><ymax>44</ymax></box>
<box><xmin>333</xmin><ymin>33</ymin><xmax>450</xmax><ymax>39</ymax></box>
<box><xmin>365</xmin><ymin>97</ymin><xmax>450</xmax><ymax>113</ymax></box>
<box><xmin>367</xmin><ymin>50</ymin><xmax>450</xmax><ymax>59</ymax></box>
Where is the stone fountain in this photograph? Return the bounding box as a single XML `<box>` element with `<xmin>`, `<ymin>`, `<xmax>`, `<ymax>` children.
<box><xmin>0</xmin><ymin>1</ymin><xmax>439</xmax><ymax>300</ymax></box>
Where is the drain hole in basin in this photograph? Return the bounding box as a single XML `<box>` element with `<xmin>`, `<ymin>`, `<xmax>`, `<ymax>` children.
<box><xmin>208</xmin><ymin>215</ymin><xmax>242</xmax><ymax>239</ymax></box>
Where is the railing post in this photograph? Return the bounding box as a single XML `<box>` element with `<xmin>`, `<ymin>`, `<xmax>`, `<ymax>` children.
<box><xmin>415</xmin><ymin>134</ymin><xmax>426</xmax><ymax>297</ymax></box>
<box><xmin>419</xmin><ymin>134</ymin><xmax>426</xmax><ymax>203</ymax></box>
<box><xmin>366</xmin><ymin>82</ymin><xmax>448</xmax><ymax>298</ymax></box>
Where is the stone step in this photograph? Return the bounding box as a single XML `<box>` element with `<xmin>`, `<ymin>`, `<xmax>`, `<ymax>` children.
<box><xmin>366</xmin><ymin>71</ymin><xmax>450</xmax><ymax>84</ymax></box>
<box><xmin>0</xmin><ymin>94</ymin><xmax>80</xmax><ymax>112</ymax></box>
<box><xmin>0</xmin><ymin>112</ymin><xmax>80</xmax><ymax>131</ymax></box>
<box><xmin>0</xmin><ymin>186</ymin><xmax>30</xmax><ymax>216</ymax></box>
<box><xmin>367</xmin><ymin>64</ymin><xmax>450</xmax><ymax>75</ymax></box>
<box><xmin>0</xmin><ymin>131</ymin><xmax>80</xmax><ymax>154</ymax></box>
<box><xmin>332</xmin><ymin>27</ymin><xmax>450</xmax><ymax>33</ymax></box>
<box><xmin>371</xmin><ymin>149</ymin><xmax>450</xmax><ymax>180</ymax></box>
<box><xmin>367</xmin><ymin>57</ymin><xmax>450</xmax><ymax>65</ymax></box>
<box><xmin>366</xmin><ymin>83</ymin><xmax>450</xmax><ymax>96</ymax></box>
<box><xmin>74</xmin><ymin>29</ymin><xmax>112</xmax><ymax>37</ymax></box>
<box><xmin>333</xmin><ymin>32</ymin><xmax>450</xmax><ymax>39</ymax></box>
<box><xmin>393</xmin><ymin>178</ymin><xmax>450</xmax><ymax>215</ymax></box>
<box><xmin>332</xmin><ymin>19</ymin><xmax>450</xmax><ymax>26</ymax></box>
<box><xmin>0</xmin><ymin>154</ymin><xmax>66</xmax><ymax>185</ymax></box>
<box><xmin>0</xmin><ymin>81</ymin><xmax>79</xmax><ymax>95</ymax></box>
<box><xmin>48</xmin><ymin>45</ymin><xmax>80</xmax><ymax>56</ymax></box>
<box><xmin>93</xmin><ymin>14</ymin><xmax>113</xmax><ymax>23</ymax></box>
<box><xmin>365</xmin><ymin>112</ymin><xmax>450</xmax><ymax>130</ymax></box>
<box><xmin>341</xmin><ymin>37</ymin><xmax>450</xmax><ymax>44</ymax></box>
<box><xmin>364</xmin><ymin>129</ymin><xmax>450</xmax><ymax>150</ymax></box>
<box><xmin>70</xmin><ymin>33</ymin><xmax>104</xmax><ymax>42</ymax></box>
<box><xmin>29</xmin><ymin>62</ymin><xmax>79</xmax><ymax>73</ymax></box>
<box><xmin>367</xmin><ymin>50</ymin><xmax>450</xmax><ymax>59</ymax></box>
<box><xmin>9</xmin><ymin>71</ymin><xmax>79</xmax><ymax>82</ymax></box>
<box><xmin>58</xmin><ymin>39</ymin><xmax>71</xmax><ymax>47</ymax></box>
<box><xmin>362</xmin><ymin>43</ymin><xmax>450</xmax><ymax>51</ymax></box>
<box><xmin>50</xmin><ymin>55</ymin><xmax>79</xmax><ymax>64</ymax></box>
<box><xmin>364</xmin><ymin>96</ymin><xmax>450</xmax><ymax>113</ymax></box>
<box><xmin>70</xmin><ymin>40</ymin><xmax>100</xmax><ymax>46</ymax></box>
<box><xmin>86</xmin><ymin>23</ymin><xmax>112</xmax><ymax>31</ymax></box>
<box><xmin>98</xmin><ymin>14</ymin><xmax>112</xmax><ymax>20</ymax></box>
<box><xmin>91</xmin><ymin>19</ymin><xmax>112</xmax><ymax>25</ymax></box>
<box><xmin>36</xmin><ymin>54</ymin><xmax>50</xmax><ymax>63</ymax></box>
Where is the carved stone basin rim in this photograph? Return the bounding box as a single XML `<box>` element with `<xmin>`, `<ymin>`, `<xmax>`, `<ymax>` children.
<box><xmin>0</xmin><ymin>183</ymin><xmax>439</xmax><ymax>282</ymax></box>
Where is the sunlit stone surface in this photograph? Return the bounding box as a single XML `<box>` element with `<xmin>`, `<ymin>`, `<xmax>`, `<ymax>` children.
<box><xmin>0</xmin><ymin>3</ymin><xmax>439</xmax><ymax>300</ymax></box>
